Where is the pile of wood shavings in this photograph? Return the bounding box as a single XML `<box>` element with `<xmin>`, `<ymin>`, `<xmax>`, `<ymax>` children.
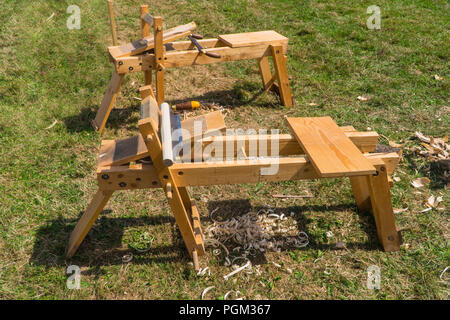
<box><xmin>205</xmin><ymin>208</ymin><xmax>308</xmax><ymax>258</ymax></box>
<box><xmin>413</xmin><ymin>132</ymin><xmax>449</xmax><ymax>161</ymax></box>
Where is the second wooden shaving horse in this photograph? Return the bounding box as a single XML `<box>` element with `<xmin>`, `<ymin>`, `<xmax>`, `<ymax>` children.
<box><xmin>92</xmin><ymin>5</ymin><xmax>294</xmax><ymax>134</ymax></box>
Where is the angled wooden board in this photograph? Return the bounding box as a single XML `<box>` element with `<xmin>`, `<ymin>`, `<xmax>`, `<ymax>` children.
<box><xmin>218</xmin><ymin>30</ymin><xmax>288</xmax><ymax>48</ymax></box>
<box><xmin>286</xmin><ymin>117</ymin><xmax>376</xmax><ymax>177</ymax></box>
<box><xmin>98</xmin><ymin>136</ymin><xmax>148</xmax><ymax>167</ymax></box>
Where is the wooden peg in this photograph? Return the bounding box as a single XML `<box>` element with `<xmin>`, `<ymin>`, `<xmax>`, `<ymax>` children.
<box><xmin>107</xmin><ymin>0</ymin><xmax>118</xmax><ymax>46</ymax></box>
<box><xmin>165</xmin><ymin>182</ymin><xmax>172</xmax><ymax>200</ymax></box>
<box><xmin>192</xmin><ymin>249</ymin><xmax>200</xmax><ymax>272</ymax></box>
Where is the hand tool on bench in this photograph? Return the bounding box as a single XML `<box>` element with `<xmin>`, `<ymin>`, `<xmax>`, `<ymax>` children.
<box><xmin>172</xmin><ymin>101</ymin><xmax>201</xmax><ymax>112</ymax></box>
<box><xmin>187</xmin><ymin>34</ymin><xmax>221</xmax><ymax>58</ymax></box>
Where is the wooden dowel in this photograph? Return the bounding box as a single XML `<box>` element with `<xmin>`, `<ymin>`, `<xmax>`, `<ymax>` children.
<box><xmin>107</xmin><ymin>0</ymin><xmax>118</xmax><ymax>46</ymax></box>
<box><xmin>140</xmin><ymin>5</ymin><xmax>150</xmax><ymax>38</ymax></box>
<box><xmin>161</xmin><ymin>102</ymin><xmax>174</xmax><ymax>166</ymax></box>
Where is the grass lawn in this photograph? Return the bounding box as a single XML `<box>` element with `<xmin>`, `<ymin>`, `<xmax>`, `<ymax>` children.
<box><xmin>0</xmin><ymin>0</ymin><xmax>448</xmax><ymax>299</ymax></box>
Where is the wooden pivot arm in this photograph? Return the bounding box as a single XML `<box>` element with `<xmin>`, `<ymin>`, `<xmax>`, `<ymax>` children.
<box><xmin>141</xmin><ymin>12</ymin><xmax>154</xmax><ymax>26</ymax></box>
<box><xmin>109</xmin><ymin>22</ymin><xmax>197</xmax><ymax>58</ymax></box>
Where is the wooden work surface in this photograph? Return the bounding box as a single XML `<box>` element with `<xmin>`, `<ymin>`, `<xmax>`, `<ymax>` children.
<box><xmin>286</xmin><ymin>117</ymin><xmax>376</xmax><ymax>177</ymax></box>
<box><xmin>218</xmin><ymin>31</ymin><xmax>288</xmax><ymax>48</ymax></box>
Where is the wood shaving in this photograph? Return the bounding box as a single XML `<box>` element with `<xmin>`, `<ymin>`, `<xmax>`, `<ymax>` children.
<box><xmin>201</xmin><ymin>286</ymin><xmax>215</xmax><ymax>300</ymax></box>
<box><xmin>426</xmin><ymin>195</ymin><xmax>443</xmax><ymax>208</ymax></box>
<box><xmin>122</xmin><ymin>253</ymin><xmax>133</xmax><ymax>263</ymax></box>
<box><xmin>224</xmin><ymin>290</ymin><xmax>243</xmax><ymax>300</ymax></box>
<box><xmin>45</xmin><ymin>12</ymin><xmax>55</xmax><ymax>23</ymax></box>
<box><xmin>224</xmin><ymin>260</ymin><xmax>251</xmax><ymax>281</ymax></box>
<box><xmin>357</xmin><ymin>95</ymin><xmax>370</xmax><ymax>101</ymax></box>
<box><xmin>389</xmin><ymin>140</ymin><xmax>403</xmax><ymax>148</ymax></box>
<box><xmin>413</xmin><ymin>132</ymin><xmax>449</xmax><ymax>162</ymax></box>
<box><xmin>411</xmin><ymin>177</ymin><xmax>431</xmax><ymax>188</ymax></box>
<box><xmin>197</xmin><ymin>267</ymin><xmax>211</xmax><ymax>276</ymax></box>
<box><xmin>44</xmin><ymin>119</ymin><xmax>58</xmax><ymax>130</ymax></box>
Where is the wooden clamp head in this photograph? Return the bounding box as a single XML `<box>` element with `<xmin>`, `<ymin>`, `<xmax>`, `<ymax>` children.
<box><xmin>141</xmin><ymin>12</ymin><xmax>154</xmax><ymax>27</ymax></box>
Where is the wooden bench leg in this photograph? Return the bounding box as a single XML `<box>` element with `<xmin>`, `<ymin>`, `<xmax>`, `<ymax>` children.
<box><xmin>270</xmin><ymin>45</ymin><xmax>293</xmax><ymax>107</ymax></box>
<box><xmin>166</xmin><ymin>184</ymin><xmax>205</xmax><ymax>268</ymax></box>
<box><xmin>66</xmin><ymin>189</ymin><xmax>114</xmax><ymax>258</ymax></box>
<box><xmin>154</xmin><ymin>17</ymin><xmax>165</xmax><ymax>105</ymax></box>
<box><xmin>257</xmin><ymin>56</ymin><xmax>277</xmax><ymax>92</ymax></box>
<box><xmin>178</xmin><ymin>187</ymin><xmax>204</xmax><ymax>251</ymax></box>
<box><xmin>367</xmin><ymin>164</ymin><xmax>401</xmax><ymax>252</ymax></box>
<box><xmin>350</xmin><ymin>176</ymin><xmax>372</xmax><ymax>213</ymax></box>
<box><xmin>92</xmin><ymin>71</ymin><xmax>124</xmax><ymax>134</ymax></box>
<box><xmin>140</xmin><ymin>5</ymin><xmax>153</xmax><ymax>87</ymax></box>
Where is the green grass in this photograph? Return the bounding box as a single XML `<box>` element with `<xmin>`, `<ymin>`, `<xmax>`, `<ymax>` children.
<box><xmin>0</xmin><ymin>0</ymin><xmax>448</xmax><ymax>299</ymax></box>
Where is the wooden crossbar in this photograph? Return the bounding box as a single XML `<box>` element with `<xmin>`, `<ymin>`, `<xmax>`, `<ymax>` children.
<box><xmin>96</xmin><ymin>152</ymin><xmax>400</xmax><ymax>191</ymax></box>
<box><xmin>109</xmin><ymin>22</ymin><xmax>197</xmax><ymax>58</ymax></box>
<box><xmin>97</xmin><ymin>130</ymin><xmax>379</xmax><ymax>167</ymax></box>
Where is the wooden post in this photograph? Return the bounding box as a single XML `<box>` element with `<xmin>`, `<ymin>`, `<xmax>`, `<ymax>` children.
<box><xmin>153</xmin><ymin>17</ymin><xmax>165</xmax><ymax>105</ymax></box>
<box><xmin>257</xmin><ymin>56</ymin><xmax>277</xmax><ymax>92</ymax></box>
<box><xmin>270</xmin><ymin>45</ymin><xmax>293</xmax><ymax>107</ymax></box>
<box><xmin>350</xmin><ymin>176</ymin><xmax>372</xmax><ymax>213</ymax></box>
<box><xmin>66</xmin><ymin>189</ymin><xmax>114</xmax><ymax>258</ymax></box>
<box><xmin>140</xmin><ymin>5</ymin><xmax>152</xmax><ymax>86</ymax></box>
<box><xmin>92</xmin><ymin>71</ymin><xmax>124</xmax><ymax>133</ymax></box>
<box><xmin>367</xmin><ymin>164</ymin><xmax>401</xmax><ymax>252</ymax></box>
<box><xmin>107</xmin><ymin>0</ymin><xmax>118</xmax><ymax>46</ymax></box>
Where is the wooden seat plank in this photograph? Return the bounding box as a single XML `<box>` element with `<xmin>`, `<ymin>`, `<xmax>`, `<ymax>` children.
<box><xmin>98</xmin><ymin>136</ymin><xmax>148</xmax><ymax>167</ymax></box>
<box><xmin>218</xmin><ymin>31</ymin><xmax>288</xmax><ymax>48</ymax></box>
<box><xmin>286</xmin><ymin>117</ymin><xmax>376</xmax><ymax>177</ymax></box>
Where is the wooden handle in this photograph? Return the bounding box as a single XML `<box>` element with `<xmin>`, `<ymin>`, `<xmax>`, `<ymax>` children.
<box><xmin>191</xmin><ymin>33</ymin><xmax>203</xmax><ymax>39</ymax></box>
<box><xmin>173</xmin><ymin>101</ymin><xmax>200</xmax><ymax>111</ymax></box>
<box><xmin>205</xmin><ymin>51</ymin><xmax>221</xmax><ymax>59</ymax></box>
<box><xmin>165</xmin><ymin>183</ymin><xmax>172</xmax><ymax>200</ymax></box>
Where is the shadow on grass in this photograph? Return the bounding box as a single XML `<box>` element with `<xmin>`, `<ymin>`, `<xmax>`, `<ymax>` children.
<box><xmin>402</xmin><ymin>152</ymin><xmax>448</xmax><ymax>190</ymax></box>
<box><xmin>29</xmin><ymin>212</ymin><xmax>186</xmax><ymax>270</ymax></box>
<box><xmin>29</xmin><ymin>198</ymin><xmax>380</xmax><ymax>271</ymax></box>
<box><xmin>62</xmin><ymin>103</ymin><xmax>141</xmax><ymax>133</ymax></box>
<box><xmin>62</xmin><ymin>82</ymin><xmax>282</xmax><ymax>133</ymax></box>
<box><xmin>167</xmin><ymin>82</ymin><xmax>283</xmax><ymax>109</ymax></box>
